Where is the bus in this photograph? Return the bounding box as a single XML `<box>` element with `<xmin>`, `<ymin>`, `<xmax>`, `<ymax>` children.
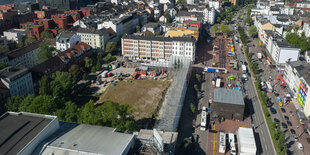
<box><xmin>266</xmin><ymin>81</ymin><xmax>273</xmax><ymax>93</ymax></box>
<box><xmin>219</xmin><ymin>132</ymin><xmax>226</xmax><ymax>153</ymax></box>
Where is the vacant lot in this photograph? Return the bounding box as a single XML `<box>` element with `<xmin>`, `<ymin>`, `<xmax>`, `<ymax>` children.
<box><xmin>98</xmin><ymin>79</ymin><xmax>171</xmax><ymax>120</ymax></box>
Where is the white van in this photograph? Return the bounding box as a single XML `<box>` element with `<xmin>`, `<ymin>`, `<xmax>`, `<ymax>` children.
<box><xmin>228</xmin><ymin>133</ymin><xmax>236</xmax><ymax>155</ymax></box>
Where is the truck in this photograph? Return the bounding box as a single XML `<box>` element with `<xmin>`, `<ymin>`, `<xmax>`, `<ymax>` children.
<box><xmin>237</xmin><ymin>127</ymin><xmax>257</xmax><ymax>155</ymax></box>
<box><xmin>216</xmin><ymin>79</ymin><xmax>221</xmax><ymax>88</ymax></box>
<box><xmin>228</xmin><ymin>133</ymin><xmax>236</xmax><ymax>155</ymax></box>
<box><xmin>100</xmin><ymin>71</ymin><xmax>109</xmax><ymax>78</ymax></box>
<box><xmin>200</xmin><ymin>110</ymin><xmax>207</xmax><ymax>131</ymax></box>
<box><xmin>257</xmin><ymin>53</ymin><xmax>262</xmax><ymax>59</ymax></box>
<box><xmin>242</xmin><ymin>65</ymin><xmax>247</xmax><ymax>74</ymax></box>
<box><xmin>219</xmin><ymin>132</ymin><xmax>226</xmax><ymax>153</ymax></box>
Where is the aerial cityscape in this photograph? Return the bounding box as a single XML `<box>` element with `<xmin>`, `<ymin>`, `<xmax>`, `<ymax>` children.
<box><xmin>0</xmin><ymin>0</ymin><xmax>309</xmax><ymax>154</ymax></box>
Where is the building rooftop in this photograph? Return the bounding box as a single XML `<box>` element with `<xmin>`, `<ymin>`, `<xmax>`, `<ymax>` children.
<box><xmin>0</xmin><ymin>64</ymin><xmax>28</xmax><ymax>81</ymax></box>
<box><xmin>289</xmin><ymin>61</ymin><xmax>310</xmax><ymax>85</ymax></box>
<box><xmin>7</xmin><ymin>40</ymin><xmax>41</xmax><ymax>60</ymax></box>
<box><xmin>213</xmin><ymin>88</ymin><xmax>244</xmax><ymax>105</ymax></box>
<box><xmin>41</xmin><ymin>124</ymin><xmax>134</xmax><ymax>155</ymax></box>
<box><xmin>123</xmin><ymin>34</ymin><xmax>196</xmax><ymax>42</ymax></box>
<box><xmin>0</xmin><ymin>112</ymin><xmax>54</xmax><ymax>155</ymax></box>
<box><xmin>77</xmin><ymin>27</ymin><xmax>108</xmax><ymax>35</ymax></box>
<box><xmin>56</xmin><ymin>32</ymin><xmax>76</xmax><ymax>43</ymax></box>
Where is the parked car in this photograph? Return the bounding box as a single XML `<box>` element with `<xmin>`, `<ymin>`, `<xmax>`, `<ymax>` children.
<box><xmin>281</xmin><ymin>108</ymin><xmax>286</xmax><ymax>113</ymax></box>
<box><xmin>274</xmin><ymin>118</ymin><xmax>280</xmax><ymax>123</ymax></box>
<box><xmin>287</xmin><ymin>121</ymin><xmax>292</xmax><ymax>126</ymax></box>
<box><xmin>296</xmin><ymin>142</ymin><xmax>303</xmax><ymax>150</ymax></box>
<box><xmin>270</xmin><ymin>107</ymin><xmax>277</xmax><ymax>114</ymax></box>
<box><xmin>284</xmin><ymin>115</ymin><xmax>289</xmax><ymax>121</ymax></box>
<box><xmin>290</xmin><ymin>129</ymin><xmax>296</xmax><ymax>134</ymax></box>
<box><xmin>282</xmin><ymin>122</ymin><xmax>288</xmax><ymax>129</ymax></box>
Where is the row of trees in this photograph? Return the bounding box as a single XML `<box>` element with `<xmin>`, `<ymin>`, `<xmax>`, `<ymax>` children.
<box><xmin>6</xmin><ymin>70</ymin><xmax>137</xmax><ymax>132</ymax></box>
<box><xmin>217</xmin><ymin>5</ymin><xmax>240</xmax><ymax>23</ymax></box>
<box><xmin>212</xmin><ymin>24</ymin><xmax>230</xmax><ymax>35</ymax></box>
<box><xmin>285</xmin><ymin>32</ymin><xmax>310</xmax><ymax>52</ymax></box>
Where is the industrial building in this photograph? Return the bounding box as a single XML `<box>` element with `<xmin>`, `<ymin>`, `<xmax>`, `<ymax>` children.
<box><xmin>0</xmin><ymin>112</ymin><xmax>59</xmax><ymax>155</ymax></box>
<box><xmin>40</xmin><ymin>124</ymin><xmax>135</xmax><ymax>155</ymax></box>
<box><xmin>211</xmin><ymin>88</ymin><xmax>245</xmax><ymax>120</ymax></box>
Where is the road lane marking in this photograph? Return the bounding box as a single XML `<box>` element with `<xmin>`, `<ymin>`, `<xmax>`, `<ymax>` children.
<box><xmin>213</xmin><ymin>125</ymin><xmax>216</xmax><ymax>155</ymax></box>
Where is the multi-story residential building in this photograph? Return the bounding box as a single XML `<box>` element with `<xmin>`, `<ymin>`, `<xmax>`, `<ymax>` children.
<box><xmin>266</xmin><ymin>32</ymin><xmax>300</xmax><ymax>65</ymax></box>
<box><xmin>209</xmin><ymin>1</ymin><xmax>220</xmax><ymax>10</ymax></box>
<box><xmin>34</xmin><ymin>7</ymin><xmax>57</xmax><ymax>19</ymax></box>
<box><xmin>56</xmin><ymin>32</ymin><xmax>81</xmax><ymax>52</ymax></box>
<box><xmin>280</xmin><ymin>6</ymin><xmax>294</xmax><ymax>15</ymax></box>
<box><xmin>3</xmin><ymin>28</ymin><xmax>28</xmax><ymax>42</ymax></box>
<box><xmin>0</xmin><ymin>64</ymin><xmax>34</xmax><ymax>97</ymax></box>
<box><xmin>303</xmin><ymin>21</ymin><xmax>310</xmax><ymax>37</ymax></box>
<box><xmin>122</xmin><ymin>35</ymin><xmax>196</xmax><ymax>61</ymax></box>
<box><xmin>19</xmin><ymin>22</ymin><xmax>44</xmax><ymax>40</ymax></box>
<box><xmin>141</xmin><ymin>22</ymin><xmax>162</xmax><ymax>34</ymax></box>
<box><xmin>204</xmin><ymin>7</ymin><xmax>216</xmax><ymax>25</ymax></box>
<box><xmin>284</xmin><ymin>61</ymin><xmax>310</xmax><ymax>117</ymax></box>
<box><xmin>77</xmin><ymin>27</ymin><xmax>110</xmax><ymax>51</ymax></box>
<box><xmin>175</xmin><ymin>11</ymin><xmax>203</xmax><ymax>24</ymax></box>
<box><xmin>296</xmin><ymin>2</ymin><xmax>310</xmax><ymax>8</ymax></box>
<box><xmin>97</xmin><ymin>15</ymin><xmax>139</xmax><ymax>39</ymax></box>
<box><xmin>5</xmin><ymin>41</ymin><xmax>41</xmax><ymax>68</ymax></box>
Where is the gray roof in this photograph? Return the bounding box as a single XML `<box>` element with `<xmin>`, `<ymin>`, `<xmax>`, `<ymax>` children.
<box><xmin>144</xmin><ymin>22</ymin><xmax>160</xmax><ymax>28</ymax></box>
<box><xmin>77</xmin><ymin>27</ymin><xmax>108</xmax><ymax>35</ymax></box>
<box><xmin>0</xmin><ymin>112</ymin><xmax>52</xmax><ymax>155</ymax></box>
<box><xmin>0</xmin><ymin>64</ymin><xmax>28</xmax><ymax>81</ymax></box>
<box><xmin>42</xmin><ymin>124</ymin><xmax>134</xmax><ymax>155</ymax></box>
<box><xmin>56</xmin><ymin>32</ymin><xmax>76</xmax><ymax>43</ymax></box>
<box><xmin>213</xmin><ymin>88</ymin><xmax>244</xmax><ymax>105</ymax></box>
<box><xmin>123</xmin><ymin>35</ymin><xmax>196</xmax><ymax>42</ymax></box>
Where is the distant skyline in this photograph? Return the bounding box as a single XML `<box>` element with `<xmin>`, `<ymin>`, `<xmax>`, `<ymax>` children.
<box><xmin>0</xmin><ymin>0</ymin><xmax>36</xmax><ymax>5</ymax></box>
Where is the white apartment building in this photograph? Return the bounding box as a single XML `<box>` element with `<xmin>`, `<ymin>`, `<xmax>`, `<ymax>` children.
<box><xmin>77</xmin><ymin>28</ymin><xmax>110</xmax><ymax>51</ymax></box>
<box><xmin>3</xmin><ymin>28</ymin><xmax>28</xmax><ymax>42</ymax></box>
<box><xmin>209</xmin><ymin>1</ymin><xmax>220</xmax><ymax>10</ymax></box>
<box><xmin>97</xmin><ymin>15</ymin><xmax>139</xmax><ymax>39</ymax></box>
<box><xmin>284</xmin><ymin>61</ymin><xmax>310</xmax><ymax>117</ymax></box>
<box><xmin>204</xmin><ymin>7</ymin><xmax>216</xmax><ymax>25</ymax></box>
<box><xmin>122</xmin><ymin>35</ymin><xmax>196</xmax><ymax>61</ymax></box>
<box><xmin>296</xmin><ymin>2</ymin><xmax>310</xmax><ymax>8</ymax></box>
<box><xmin>280</xmin><ymin>7</ymin><xmax>294</xmax><ymax>15</ymax></box>
<box><xmin>266</xmin><ymin>33</ymin><xmax>300</xmax><ymax>65</ymax></box>
<box><xmin>56</xmin><ymin>32</ymin><xmax>81</xmax><ymax>52</ymax></box>
<box><xmin>303</xmin><ymin>21</ymin><xmax>310</xmax><ymax>37</ymax></box>
<box><xmin>0</xmin><ymin>65</ymin><xmax>34</xmax><ymax>97</ymax></box>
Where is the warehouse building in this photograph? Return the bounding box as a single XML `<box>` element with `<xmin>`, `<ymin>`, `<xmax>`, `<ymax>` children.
<box><xmin>211</xmin><ymin>88</ymin><xmax>245</xmax><ymax>120</ymax></box>
<box><xmin>0</xmin><ymin>112</ymin><xmax>59</xmax><ymax>155</ymax></box>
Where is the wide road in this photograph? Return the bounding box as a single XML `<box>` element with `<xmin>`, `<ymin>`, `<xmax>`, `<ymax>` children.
<box><xmin>231</xmin><ymin>12</ymin><xmax>276</xmax><ymax>155</ymax></box>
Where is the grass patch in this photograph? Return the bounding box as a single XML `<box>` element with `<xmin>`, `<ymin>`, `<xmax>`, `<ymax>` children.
<box><xmin>98</xmin><ymin>79</ymin><xmax>171</xmax><ymax>120</ymax></box>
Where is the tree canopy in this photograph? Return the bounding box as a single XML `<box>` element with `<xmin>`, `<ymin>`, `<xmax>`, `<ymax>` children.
<box><xmin>105</xmin><ymin>42</ymin><xmax>117</xmax><ymax>53</ymax></box>
<box><xmin>176</xmin><ymin>0</ymin><xmax>186</xmax><ymax>5</ymax></box>
<box><xmin>0</xmin><ymin>45</ymin><xmax>9</xmax><ymax>53</ymax></box>
<box><xmin>25</xmin><ymin>36</ymin><xmax>36</xmax><ymax>45</ymax></box>
<box><xmin>50</xmin><ymin>71</ymin><xmax>76</xmax><ymax>99</ymax></box>
<box><xmin>166</xmin><ymin>14</ymin><xmax>172</xmax><ymax>23</ymax></box>
<box><xmin>0</xmin><ymin>62</ymin><xmax>8</xmax><ymax>70</ymax></box>
<box><xmin>285</xmin><ymin>32</ymin><xmax>310</xmax><ymax>52</ymax></box>
<box><xmin>40</xmin><ymin>30</ymin><xmax>54</xmax><ymax>39</ymax></box>
<box><xmin>37</xmin><ymin>41</ymin><xmax>54</xmax><ymax>63</ymax></box>
<box><xmin>220</xmin><ymin>24</ymin><xmax>230</xmax><ymax>34</ymax></box>
<box><xmin>248</xmin><ymin>25</ymin><xmax>258</xmax><ymax>38</ymax></box>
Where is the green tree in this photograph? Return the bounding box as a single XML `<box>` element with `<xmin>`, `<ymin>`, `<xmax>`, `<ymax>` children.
<box><xmin>0</xmin><ymin>45</ymin><xmax>8</xmax><ymax>53</ymax></box>
<box><xmin>37</xmin><ymin>41</ymin><xmax>54</xmax><ymax>63</ymax></box>
<box><xmin>136</xmin><ymin>26</ymin><xmax>141</xmax><ymax>32</ymax></box>
<box><xmin>69</xmin><ymin>64</ymin><xmax>82</xmax><ymax>78</ymax></box>
<box><xmin>25</xmin><ymin>36</ymin><xmax>36</xmax><ymax>45</ymax></box>
<box><xmin>212</xmin><ymin>24</ymin><xmax>219</xmax><ymax>33</ymax></box>
<box><xmin>19</xmin><ymin>95</ymin><xmax>58</xmax><ymax>115</ymax></box>
<box><xmin>0</xmin><ymin>62</ymin><xmax>8</xmax><ymax>70</ymax></box>
<box><xmin>97</xmin><ymin>52</ymin><xmax>103</xmax><ymax>62</ymax></box>
<box><xmin>5</xmin><ymin>96</ymin><xmax>24</xmax><ymax>111</ymax></box>
<box><xmin>91</xmin><ymin>66</ymin><xmax>96</xmax><ymax>73</ymax></box>
<box><xmin>245</xmin><ymin>15</ymin><xmax>253</xmax><ymax>25</ymax></box>
<box><xmin>55</xmin><ymin>101</ymin><xmax>78</xmax><ymax>122</ymax></box>
<box><xmin>166</xmin><ymin>14</ymin><xmax>172</xmax><ymax>23</ymax></box>
<box><xmin>82</xmin><ymin>72</ymin><xmax>88</xmax><ymax>80</ymax></box>
<box><xmin>194</xmin><ymin>84</ymin><xmax>198</xmax><ymax>92</ymax></box>
<box><xmin>220</xmin><ymin>24</ymin><xmax>230</xmax><ymax>34</ymax></box>
<box><xmin>248</xmin><ymin>25</ymin><xmax>258</xmax><ymax>38</ymax></box>
<box><xmin>96</xmin><ymin>61</ymin><xmax>102</xmax><ymax>71</ymax></box>
<box><xmin>16</xmin><ymin>41</ymin><xmax>24</xmax><ymax>48</ymax></box>
<box><xmin>103</xmin><ymin>53</ymin><xmax>116</xmax><ymax>63</ymax></box>
<box><xmin>40</xmin><ymin>30</ymin><xmax>54</xmax><ymax>39</ymax></box>
<box><xmin>50</xmin><ymin>71</ymin><xmax>76</xmax><ymax>99</ymax></box>
<box><xmin>190</xmin><ymin>103</ymin><xmax>195</xmax><ymax>114</ymax></box>
<box><xmin>78</xmin><ymin>100</ymin><xmax>99</xmax><ymax>125</ymax></box>
<box><xmin>105</xmin><ymin>42</ymin><xmax>117</xmax><ymax>53</ymax></box>
<box><xmin>195</xmin><ymin>74</ymin><xmax>201</xmax><ymax>83</ymax></box>
<box><xmin>216</xmin><ymin>17</ymin><xmax>221</xmax><ymax>23</ymax></box>
<box><xmin>39</xmin><ymin>75</ymin><xmax>50</xmax><ymax>95</ymax></box>
<box><xmin>285</xmin><ymin>32</ymin><xmax>310</xmax><ymax>52</ymax></box>
<box><xmin>176</xmin><ymin>0</ymin><xmax>186</xmax><ymax>4</ymax></box>
<box><xmin>84</xmin><ymin>57</ymin><xmax>93</xmax><ymax>69</ymax></box>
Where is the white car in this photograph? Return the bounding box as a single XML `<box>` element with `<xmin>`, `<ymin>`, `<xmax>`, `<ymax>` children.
<box><xmin>296</xmin><ymin>142</ymin><xmax>303</xmax><ymax>150</ymax></box>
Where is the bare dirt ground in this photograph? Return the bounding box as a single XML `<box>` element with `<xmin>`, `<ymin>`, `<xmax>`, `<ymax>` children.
<box><xmin>98</xmin><ymin>79</ymin><xmax>171</xmax><ymax>120</ymax></box>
